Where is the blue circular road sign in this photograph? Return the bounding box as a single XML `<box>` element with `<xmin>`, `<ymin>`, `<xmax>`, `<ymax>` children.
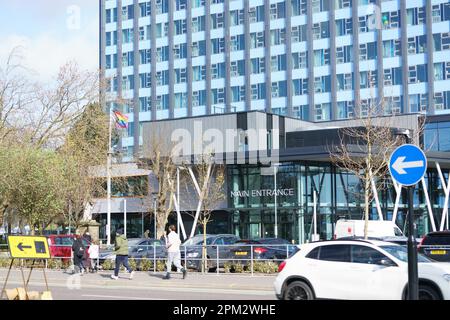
<box><xmin>389</xmin><ymin>144</ymin><xmax>427</xmax><ymax>186</ymax></box>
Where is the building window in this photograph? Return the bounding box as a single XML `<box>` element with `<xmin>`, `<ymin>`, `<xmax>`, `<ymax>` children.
<box><xmin>293</xmin><ymin>105</ymin><xmax>309</xmax><ymax>120</ymax></box>
<box><xmin>335</xmin><ymin>18</ymin><xmax>353</xmax><ymax>36</ymax></box>
<box><xmin>314</xmin><ymin>49</ymin><xmax>330</xmax><ymax>67</ymax></box>
<box><xmin>408</xmin><ymin>64</ymin><xmax>428</xmax><ymax>84</ymax></box>
<box><xmin>406</xmin><ymin>7</ymin><xmax>426</xmax><ymax>26</ymax></box>
<box><xmin>291</xmin><ymin>0</ymin><xmax>307</xmax><ymax>16</ymax></box>
<box><xmin>139</xmin><ymin>2</ymin><xmax>151</xmax><ymax>17</ymax></box>
<box><xmin>230</xmin><ymin>60</ymin><xmax>245</xmax><ymax>77</ymax></box>
<box><xmin>230</xmin><ymin>9</ymin><xmax>244</xmax><ymax>26</ymax></box>
<box><xmin>360</xmin><ymin>71</ymin><xmax>377</xmax><ymax>89</ymax></box>
<box><xmin>383</xmin><ymin>68</ymin><xmax>402</xmax><ymax>86</ymax></box>
<box><xmin>337</xmin><ymin>101</ymin><xmax>354</xmax><ymax>119</ymax></box>
<box><xmin>174</xmin><ymin>20</ymin><xmax>187</xmax><ymax>35</ymax></box>
<box><xmin>139</xmin><ymin>97</ymin><xmax>151</xmax><ymax>112</ymax></box>
<box><xmin>312</xmin><ymin>0</ymin><xmax>330</xmax><ymax>13</ymax></box>
<box><xmin>314</xmin><ymin>76</ymin><xmax>331</xmax><ymax>93</ymax></box>
<box><xmin>381</xmin><ymin>10</ymin><xmax>401</xmax><ymax>29</ymax></box>
<box><xmin>292</xmin><ymin>51</ymin><xmax>308</xmax><ymax>69</ymax></box>
<box><xmin>173</xmin><ymin>43</ymin><xmax>187</xmax><ymax>59</ymax></box>
<box><xmin>249</xmin><ymin>5</ymin><xmax>265</xmax><ymax>23</ymax></box>
<box><xmin>140</xmin><ymin>73</ymin><xmax>151</xmax><ymax>88</ymax></box>
<box><xmin>174</xmin><ymin>92</ymin><xmax>187</xmax><ymax>109</ymax></box>
<box><xmin>270</xmin><ymin>54</ymin><xmax>286</xmax><ymax>72</ymax></box>
<box><xmin>212</xmin><ymin>88</ymin><xmax>225</xmax><ymax>104</ymax></box>
<box><xmin>192</xmin><ymin>65</ymin><xmax>206</xmax><ymax>81</ymax></box>
<box><xmin>335</xmin><ymin>0</ymin><xmax>352</xmax><ymax>9</ymax></box>
<box><xmin>336</xmin><ymin>73</ymin><xmax>353</xmax><ymax>91</ymax></box>
<box><xmin>231</xmin><ymin>86</ymin><xmax>246</xmax><ymax>102</ymax></box>
<box><xmin>270</xmin><ymin>29</ymin><xmax>286</xmax><ymax>46</ymax></box>
<box><xmin>291</xmin><ymin>25</ymin><xmax>307</xmax><ymax>43</ymax></box>
<box><xmin>156</xmin><ymin>70</ymin><xmax>169</xmax><ymax>86</ymax></box>
<box><xmin>408</xmin><ymin>35</ymin><xmax>427</xmax><ymax>54</ymax></box>
<box><xmin>211</xmin><ymin>38</ymin><xmax>225</xmax><ymax>54</ymax></box>
<box><xmin>122</xmin><ymin>28</ymin><xmax>134</xmax><ymax>44</ymax></box>
<box><xmin>312</xmin><ymin>21</ymin><xmax>330</xmax><ymax>40</ymax></box>
<box><xmin>192</xmin><ymin>90</ymin><xmax>206</xmax><ymax>107</ymax></box>
<box><xmin>270</xmin><ymin>2</ymin><xmax>285</xmax><ymax>20</ymax></box>
<box><xmin>251</xmin><ymin>57</ymin><xmax>265</xmax><ymax>74</ymax></box>
<box><xmin>292</xmin><ymin>78</ymin><xmax>308</xmax><ymax>96</ymax></box>
<box><xmin>271</xmin><ymin>81</ymin><xmax>287</xmax><ymax>98</ymax></box>
<box><xmin>359</xmin><ymin>42</ymin><xmax>377</xmax><ymax>61</ymax></box>
<box><xmin>175</xmin><ymin>0</ymin><xmax>186</xmax><ymax>11</ymax></box>
<box><xmin>156</xmin><ymin>46</ymin><xmax>169</xmax><ymax>62</ymax></box>
<box><xmin>211</xmin><ymin>12</ymin><xmax>224</xmax><ymax>29</ymax></box>
<box><xmin>192</xmin><ymin>16</ymin><xmax>205</xmax><ymax>33</ymax></box>
<box><xmin>230</xmin><ymin>35</ymin><xmax>245</xmax><ymax>51</ymax></box>
<box><xmin>251</xmin><ymin>83</ymin><xmax>266</xmax><ymax>100</ymax></box>
<box><xmin>434</xmin><ymin>91</ymin><xmax>450</xmax><ymax>110</ymax></box>
<box><xmin>251</xmin><ymin>32</ymin><xmax>265</xmax><ymax>48</ymax></box>
<box><xmin>175</xmin><ymin>68</ymin><xmax>187</xmax><ymax>84</ymax></box>
<box><xmin>211</xmin><ymin>63</ymin><xmax>226</xmax><ymax>79</ymax></box>
<box><xmin>315</xmin><ymin>103</ymin><xmax>331</xmax><ymax>121</ymax></box>
<box><xmin>336</xmin><ymin>45</ymin><xmax>352</xmax><ymax>64</ymax></box>
<box><xmin>409</xmin><ymin>93</ymin><xmax>428</xmax><ymax>113</ymax></box>
<box><xmin>382</xmin><ymin>39</ymin><xmax>401</xmax><ymax>58</ymax></box>
<box><xmin>433</xmin><ymin>33</ymin><xmax>450</xmax><ymax>52</ymax></box>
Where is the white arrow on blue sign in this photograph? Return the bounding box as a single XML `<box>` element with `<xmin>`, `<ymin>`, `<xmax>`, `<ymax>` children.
<box><xmin>389</xmin><ymin>144</ymin><xmax>427</xmax><ymax>186</ymax></box>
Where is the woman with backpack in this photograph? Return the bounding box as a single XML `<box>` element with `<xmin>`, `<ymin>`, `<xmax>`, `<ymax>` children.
<box><xmin>72</xmin><ymin>236</ymin><xmax>86</xmax><ymax>274</ymax></box>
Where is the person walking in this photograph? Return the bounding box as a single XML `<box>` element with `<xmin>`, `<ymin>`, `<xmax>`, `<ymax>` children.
<box><xmin>88</xmin><ymin>240</ymin><xmax>100</xmax><ymax>273</ymax></box>
<box><xmin>72</xmin><ymin>236</ymin><xmax>86</xmax><ymax>275</ymax></box>
<box><xmin>163</xmin><ymin>225</ymin><xmax>187</xmax><ymax>280</ymax></box>
<box><xmin>144</xmin><ymin>230</ymin><xmax>150</xmax><ymax>239</ymax></box>
<box><xmin>111</xmin><ymin>228</ymin><xmax>134</xmax><ymax>280</ymax></box>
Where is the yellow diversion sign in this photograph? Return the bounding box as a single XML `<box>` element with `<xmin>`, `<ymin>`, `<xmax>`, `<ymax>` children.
<box><xmin>7</xmin><ymin>236</ymin><xmax>50</xmax><ymax>259</ymax></box>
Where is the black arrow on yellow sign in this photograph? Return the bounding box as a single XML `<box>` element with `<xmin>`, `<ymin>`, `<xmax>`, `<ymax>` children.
<box><xmin>17</xmin><ymin>243</ymin><xmax>32</xmax><ymax>251</ymax></box>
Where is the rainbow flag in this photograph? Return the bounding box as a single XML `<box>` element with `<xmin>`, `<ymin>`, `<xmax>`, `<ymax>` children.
<box><xmin>113</xmin><ymin>110</ymin><xmax>128</xmax><ymax>129</ymax></box>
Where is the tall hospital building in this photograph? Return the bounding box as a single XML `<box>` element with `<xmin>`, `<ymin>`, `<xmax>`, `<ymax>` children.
<box><xmin>100</xmin><ymin>0</ymin><xmax>450</xmax><ymax>159</ymax></box>
<box><xmin>96</xmin><ymin>0</ymin><xmax>450</xmax><ymax>242</ymax></box>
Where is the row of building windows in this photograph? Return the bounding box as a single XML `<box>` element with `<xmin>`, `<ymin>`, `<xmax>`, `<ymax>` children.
<box><xmin>105</xmin><ymin>2</ymin><xmax>450</xmax><ymax>24</ymax></box>
<box><xmin>105</xmin><ymin>32</ymin><xmax>450</xmax><ymax>69</ymax></box>
<box><xmin>108</xmin><ymin>61</ymin><xmax>450</xmax><ymax>91</ymax></box>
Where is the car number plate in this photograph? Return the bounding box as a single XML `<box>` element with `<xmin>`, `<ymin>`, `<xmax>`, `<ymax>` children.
<box><xmin>430</xmin><ymin>250</ymin><xmax>446</xmax><ymax>255</ymax></box>
<box><xmin>235</xmin><ymin>252</ymin><xmax>247</xmax><ymax>256</ymax></box>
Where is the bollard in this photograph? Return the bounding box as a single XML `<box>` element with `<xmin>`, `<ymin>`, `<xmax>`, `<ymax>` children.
<box><xmin>153</xmin><ymin>244</ymin><xmax>156</xmax><ymax>273</ymax></box>
<box><xmin>216</xmin><ymin>245</ymin><xmax>219</xmax><ymax>275</ymax></box>
<box><xmin>250</xmin><ymin>245</ymin><xmax>254</xmax><ymax>276</ymax></box>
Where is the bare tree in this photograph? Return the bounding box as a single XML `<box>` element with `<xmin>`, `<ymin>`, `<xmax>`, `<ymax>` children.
<box><xmin>139</xmin><ymin>131</ymin><xmax>178</xmax><ymax>239</ymax></box>
<box><xmin>184</xmin><ymin>154</ymin><xmax>226</xmax><ymax>272</ymax></box>
<box><xmin>329</xmin><ymin>96</ymin><xmax>423</xmax><ymax>239</ymax></box>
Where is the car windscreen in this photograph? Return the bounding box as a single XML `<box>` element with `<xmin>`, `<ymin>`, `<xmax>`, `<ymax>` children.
<box><xmin>183</xmin><ymin>236</ymin><xmax>214</xmax><ymax>246</ymax></box>
<box><xmin>128</xmin><ymin>240</ymin><xmax>142</xmax><ymax>247</ymax></box>
<box><xmin>381</xmin><ymin>245</ymin><xmax>432</xmax><ymax>263</ymax></box>
<box><xmin>422</xmin><ymin>234</ymin><xmax>450</xmax><ymax>246</ymax></box>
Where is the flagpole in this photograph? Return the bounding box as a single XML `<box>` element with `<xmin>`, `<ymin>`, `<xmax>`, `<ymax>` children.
<box><xmin>107</xmin><ymin>108</ymin><xmax>113</xmax><ymax>246</ymax></box>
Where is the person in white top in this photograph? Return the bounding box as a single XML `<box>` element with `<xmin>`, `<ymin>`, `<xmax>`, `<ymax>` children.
<box><xmin>88</xmin><ymin>240</ymin><xmax>100</xmax><ymax>273</ymax></box>
<box><xmin>163</xmin><ymin>225</ymin><xmax>187</xmax><ymax>280</ymax></box>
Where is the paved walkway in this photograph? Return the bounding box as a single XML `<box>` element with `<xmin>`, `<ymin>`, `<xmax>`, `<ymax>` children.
<box><xmin>0</xmin><ymin>269</ymin><xmax>277</xmax><ymax>300</ymax></box>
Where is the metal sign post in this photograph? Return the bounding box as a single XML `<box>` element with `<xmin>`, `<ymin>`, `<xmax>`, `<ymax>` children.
<box><xmin>389</xmin><ymin>143</ymin><xmax>427</xmax><ymax>300</ymax></box>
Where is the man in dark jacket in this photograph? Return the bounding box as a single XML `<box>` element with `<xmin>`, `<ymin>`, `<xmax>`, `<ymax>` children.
<box><xmin>72</xmin><ymin>236</ymin><xmax>85</xmax><ymax>274</ymax></box>
<box><xmin>111</xmin><ymin>228</ymin><xmax>134</xmax><ymax>280</ymax></box>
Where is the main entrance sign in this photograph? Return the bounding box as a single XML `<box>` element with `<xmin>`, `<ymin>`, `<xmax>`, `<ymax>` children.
<box><xmin>7</xmin><ymin>236</ymin><xmax>50</xmax><ymax>259</ymax></box>
<box><xmin>389</xmin><ymin>144</ymin><xmax>427</xmax><ymax>186</ymax></box>
<box><xmin>230</xmin><ymin>188</ymin><xmax>295</xmax><ymax>198</ymax></box>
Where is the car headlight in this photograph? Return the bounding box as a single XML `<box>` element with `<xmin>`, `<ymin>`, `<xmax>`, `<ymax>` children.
<box><xmin>443</xmin><ymin>274</ymin><xmax>450</xmax><ymax>282</ymax></box>
<box><xmin>187</xmin><ymin>252</ymin><xmax>199</xmax><ymax>258</ymax></box>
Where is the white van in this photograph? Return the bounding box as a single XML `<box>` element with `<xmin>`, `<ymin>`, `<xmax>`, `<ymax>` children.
<box><xmin>334</xmin><ymin>219</ymin><xmax>404</xmax><ymax>239</ymax></box>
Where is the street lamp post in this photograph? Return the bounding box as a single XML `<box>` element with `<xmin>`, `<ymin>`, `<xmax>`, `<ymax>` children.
<box><xmin>152</xmin><ymin>192</ymin><xmax>158</xmax><ymax>239</ymax></box>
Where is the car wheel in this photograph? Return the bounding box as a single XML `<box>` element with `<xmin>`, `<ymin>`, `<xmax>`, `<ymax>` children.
<box><xmin>418</xmin><ymin>285</ymin><xmax>441</xmax><ymax>300</ymax></box>
<box><xmin>284</xmin><ymin>281</ymin><xmax>314</xmax><ymax>300</ymax></box>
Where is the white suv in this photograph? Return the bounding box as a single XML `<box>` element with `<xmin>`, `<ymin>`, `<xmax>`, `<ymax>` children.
<box><xmin>274</xmin><ymin>240</ymin><xmax>450</xmax><ymax>300</ymax></box>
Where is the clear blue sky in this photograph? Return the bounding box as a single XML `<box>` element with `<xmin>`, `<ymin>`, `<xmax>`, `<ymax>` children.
<box><xmin>0</xmin><ymin>0</ymin><xmax>99</xmax><ymax>80</ymax></box>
